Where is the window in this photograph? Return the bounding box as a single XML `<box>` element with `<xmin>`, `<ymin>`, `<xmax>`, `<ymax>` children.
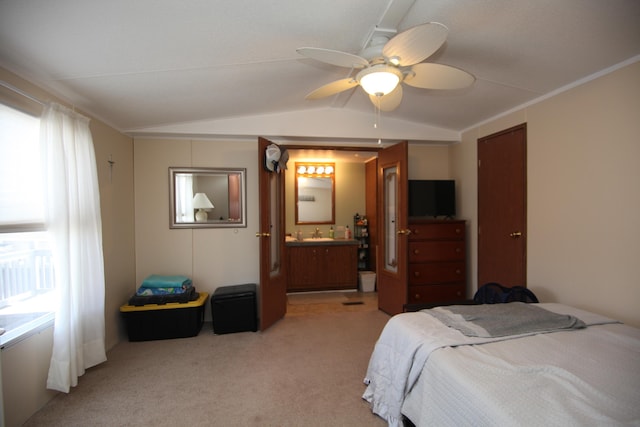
<box><xmin>0</xmin><ymin>103</ymin><xmax>55</xmax><ymax>347</ymax></box>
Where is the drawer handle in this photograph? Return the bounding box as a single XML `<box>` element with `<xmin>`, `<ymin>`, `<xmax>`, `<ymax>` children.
<box><xmin>456</xmin><ymin>269</ymin><xmax>461</xmax><ymax>274</ymax></box>
<box><xmin>413</xmin><ymin>249</ymin><xmax>420</xmax><ymax>255</ymax></box>
<box><xmin>456</xmin><ymin>291</ymin><xmax>462</xmax><ymax>296</ymax></box>
<box><xmin>414</xmin><ymin>293</ymin><xmax>420</xmax><ymax>300</ymax></box>
<box><xmin>455</xmin><ymin>248</ymin><xmax>461</xmax><ymax>253</ymax></box>
<box><xmin>414</xmin><ymin>271</ymin><xmax>420</xmax><ymax>277</ymax></box>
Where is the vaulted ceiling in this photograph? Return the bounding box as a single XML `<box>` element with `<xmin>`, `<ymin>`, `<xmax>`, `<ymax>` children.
<box><xmin>1</xmin><ymin>0</ymin><xmax>639</xmax><ymax>144</ymax></box>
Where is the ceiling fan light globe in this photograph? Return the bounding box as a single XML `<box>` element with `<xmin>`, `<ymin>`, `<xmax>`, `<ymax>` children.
<box><xmin>357</xmin><ymin>65</ymin><xmax>402</xmax><ymax>96</ymax></box>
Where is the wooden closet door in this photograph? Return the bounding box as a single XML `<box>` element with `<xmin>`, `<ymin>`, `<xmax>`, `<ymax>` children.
<box><xmin>477</xmin><ymin>124</ymin><xmax>527</xmax><ymax>287</ymax></box>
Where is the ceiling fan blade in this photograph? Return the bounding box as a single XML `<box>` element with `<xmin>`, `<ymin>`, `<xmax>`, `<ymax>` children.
<box><xmin>405</xmin><ymin>63</ymin><xmax>475</xmax><ymax>89</ymax></box>
<box><xmin>297</xmin><ymin>47</ymin><xmax>369</xmax><ymax>69</ymax></box>
<box><xmin>369</xmin><ymin>84</ymin><xmax>403</xmax><ymax>111</ymax></box>
<box><xmin>382</xmin><ymin>22</ymin><xmax>448</xmax><ymax>66</ymax></box>
<box><xmin>305</xmin><ymin>78</ymin><xmax>359</xmax><ymax>100</ymax></box>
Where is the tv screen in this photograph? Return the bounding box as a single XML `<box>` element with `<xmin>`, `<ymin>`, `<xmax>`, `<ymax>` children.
<box><xmin>408</xmin><ymin>180</ymin><xmax>456</xmax><ymax>218</ymax></box>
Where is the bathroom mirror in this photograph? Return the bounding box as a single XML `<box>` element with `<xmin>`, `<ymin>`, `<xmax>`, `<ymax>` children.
<box><xmin>169</xmin><ymin>167</ymin><xmax>246</xmax><ymax>229</ymax></box>
<box><xmin>295</xmin><ymin>162</ymin><xmax>335</xmax><ymax>224</ymax></box>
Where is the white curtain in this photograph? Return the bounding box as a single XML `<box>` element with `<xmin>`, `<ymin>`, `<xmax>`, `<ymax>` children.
<box><xmin>40</xmin><ymin>102</ymin><xmax>107</xmax><ymax>393</ymax></box>
<box><xmin>175</xmin><ymin>173</ymin><xmax>194</xmax><ymax>222</ymax></box>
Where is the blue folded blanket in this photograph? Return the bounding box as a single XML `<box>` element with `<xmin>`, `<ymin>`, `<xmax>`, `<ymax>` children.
<box><xmin>141</xmin><ymin>274</ymin><xmax>192</xmax><ymax>288</ymax></box>
<box><xmin>136</xmin><ymin>286</ymin><xmax>191</xmax><ymax>296</ymax></box>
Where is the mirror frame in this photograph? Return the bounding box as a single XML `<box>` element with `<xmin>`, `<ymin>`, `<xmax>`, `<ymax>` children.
<box><xmin>169</xmin><ymin>167</ymin><xmax>247</xmax><ymax>229</ymax></box>
<box><xmin>294</xmin><ymin>162</ymin><xmax>335</xmax><ymax>225</ymax></box>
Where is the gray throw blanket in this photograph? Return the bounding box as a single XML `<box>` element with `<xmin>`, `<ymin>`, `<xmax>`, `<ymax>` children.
<box><xmin>428</xmin><ymin>302</ymin><xmax>586</xmax><ymax>338</ymax></box>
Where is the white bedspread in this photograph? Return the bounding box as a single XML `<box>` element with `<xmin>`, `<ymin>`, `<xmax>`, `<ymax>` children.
<box><xmin>362</xmin><ymin>303</ymin><xmax>636</xmax><ymax>427</ymax></box>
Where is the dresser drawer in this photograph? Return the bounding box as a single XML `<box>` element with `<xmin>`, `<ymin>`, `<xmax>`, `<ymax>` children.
<box><xmin>408</xmin><ymin>222</ymin><xmax>465</xmax><ymax>241</ymax></box>
<box><xmin>408</xmin><ymin>261</ymin><xmax>465</xmax><ymax>285</ymax></box>
<box><xmin>408</xmin><ymin>284</ymin><xmax>466</xmax><ymax>304</ymax></box>
<box><xmin>409</xmin><ymin>241</ymin><xmax>465</xmax><ymax>262</ymax></box>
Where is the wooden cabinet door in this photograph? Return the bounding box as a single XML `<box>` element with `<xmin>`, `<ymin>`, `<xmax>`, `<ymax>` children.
<box><xmin>325</xmin><ymin>245</ymin><xmax>357</xmax><ymax>286</ymax></box>
<box><xmin>288</xmin><ymin>246</ymin><xmax>322</xmax><ymax>290</ymax></box>
<box><xmin>288</xmin><ymin>245</ymin><xmax>357</xmax><ymax>291</ymax></box>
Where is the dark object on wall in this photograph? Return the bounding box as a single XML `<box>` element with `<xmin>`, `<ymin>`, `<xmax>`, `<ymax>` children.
<box><xmin>211</xmin><ymin>284</ymin><xmax>258</xmax><ymax>334</ymax></box>
<box><xmin>120</xmin><ymin>292</ymin><xmax>207</xmax><ymax>341</ymax></box>
<box><xmin>408</xmin><ymin>180</ymin><xmax>456</xmax><ymax>218</ymax></box>
<box><xmin>473</xmin><ymin>282</ymin><xmax>539</xmax><ymax>304</ymax></box>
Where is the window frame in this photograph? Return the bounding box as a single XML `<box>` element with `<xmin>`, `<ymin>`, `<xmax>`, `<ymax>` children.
<box><xmin>0</xmin><ymin>100</ymin><xmax>56</xmax><ymax>348</ymax></box>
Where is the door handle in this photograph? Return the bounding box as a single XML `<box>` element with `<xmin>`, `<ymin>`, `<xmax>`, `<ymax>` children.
<box><xmin>397</xmin><ymin>229</ymin><xmax>412</xmax><ymax>235</ymax></box>
<box><xmin>255</xmin><ymin>232</ymin><xmax>270</xmax><ymax>238</ymax></box>
<box><xmin>509</xmin><ymin>231</ymin><xmax>522</xmax><ymax>238</ymax></box>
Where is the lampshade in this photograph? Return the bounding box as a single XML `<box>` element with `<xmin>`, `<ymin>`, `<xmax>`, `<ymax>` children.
<box><xmin>192</xmin><ymin>192</ymin><xmax>214</xmax><ymax>209</ymax></box>
<box><xmin>357</xmin><ymin>65</ymin><xmax>402</xmax><ymax>97</ymax></box>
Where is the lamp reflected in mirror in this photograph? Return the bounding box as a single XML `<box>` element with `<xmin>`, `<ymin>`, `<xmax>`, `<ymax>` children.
<box><xmin>193</xmin><ymin>192</ymin><xmax>214</xmax><ymax>221</ymax></box>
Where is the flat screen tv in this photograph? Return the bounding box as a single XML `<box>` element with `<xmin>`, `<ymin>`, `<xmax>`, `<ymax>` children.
<box><xmin>408</xmin><ymin>180</ymin><xmax>456</xmax><ymax>218</ymax></box>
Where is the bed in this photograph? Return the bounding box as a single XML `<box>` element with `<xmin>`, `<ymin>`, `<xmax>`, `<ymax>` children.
<box><xmin>363</xmin><ymin>302</ymin><xmax>640</xmax><ymax>426</ymax></box>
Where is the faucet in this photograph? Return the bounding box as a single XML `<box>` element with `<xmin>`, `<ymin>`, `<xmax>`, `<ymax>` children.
<box><xmin>312</xmin><ymin>227</ymin><xmax>322</xmax><ymax>238</ymax></box>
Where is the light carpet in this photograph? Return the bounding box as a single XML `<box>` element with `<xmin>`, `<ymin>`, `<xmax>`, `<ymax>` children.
<box><xmin>23</xmin><ymin>295</ymin><xmax>390</xmax><ymax>427</ymax></box>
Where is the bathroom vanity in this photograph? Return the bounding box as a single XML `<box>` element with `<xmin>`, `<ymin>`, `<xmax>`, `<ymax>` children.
<box><xmin>286</xmin><ymin>239</ymin><xmax>358</xmax><ymax>292</ymax></box>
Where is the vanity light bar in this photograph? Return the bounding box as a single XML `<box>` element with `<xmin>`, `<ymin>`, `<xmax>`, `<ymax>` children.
<box><xmin>296</xmin><ymin>164</ymin><xmax>334</xmax><ymax>176</ymax></box>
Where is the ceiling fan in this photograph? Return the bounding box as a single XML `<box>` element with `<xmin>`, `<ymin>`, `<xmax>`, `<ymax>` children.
<box><xmin>297</xmin><ymin>22</ymin><xmax>474</xmax><ymax>111</ymax></box>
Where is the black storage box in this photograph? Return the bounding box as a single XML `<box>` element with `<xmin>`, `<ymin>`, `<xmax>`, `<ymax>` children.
<box><xmin>211</xmin><ymin>284</ymin><xmax>257</xmax><ymax>334</ymax></box>
<box><xmin>120</xmin><ymin>292</ymin><xmax>208</xmax><ymax>341</ymax></box>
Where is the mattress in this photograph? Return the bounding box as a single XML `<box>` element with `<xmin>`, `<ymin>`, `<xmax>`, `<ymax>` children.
<box><xmin>363</xmin><ymin>303</ymin><xmax>640</xmax><ymax>426</ymax></box>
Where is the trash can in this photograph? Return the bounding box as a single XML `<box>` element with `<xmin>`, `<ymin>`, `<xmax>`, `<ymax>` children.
<box><xmin>358</xmin><ymin>271</ymin><xmax>376</xmax><ymax>292</ymax></box>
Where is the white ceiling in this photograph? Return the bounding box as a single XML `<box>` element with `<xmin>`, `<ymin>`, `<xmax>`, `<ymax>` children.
<box><xmin>1</xmin><ymin>0</ymin><xmax>639</xmax><ymax>144</ymax></box>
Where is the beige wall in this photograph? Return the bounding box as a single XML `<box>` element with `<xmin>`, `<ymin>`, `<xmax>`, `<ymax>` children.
<box><xmin>408</xmin><ymin>144</ymin><xmax>451</xmax><ymax>180</ymax></box>
<box><xmin>0</xmin><ymin>68</ymin><xmax>135</xmax><ymax>427</ymax></box>
<box><xmin>133</xmin><ymin>138</ymin><xmax>260</xmax><ymax>313</ymax></box>
<box><xmin>2</xmin><ymin>328</ymin><xmax>56</xmax><ymax>427</ymax></box>
<box><xmin>91</xmin><ymin>116</ymin><xmax>136</xmax><ymax>349</ymax></box>
<box><xmin>452</xmin><ymin>61</ymin><xmax>640</xmax><ymax>327</ymax></box>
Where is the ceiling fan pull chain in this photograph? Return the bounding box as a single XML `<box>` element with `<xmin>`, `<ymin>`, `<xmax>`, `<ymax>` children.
<box><xmin>375</xmin><ymin>95</ymin><xmax>383</xmax><ymax>144</ymax></box>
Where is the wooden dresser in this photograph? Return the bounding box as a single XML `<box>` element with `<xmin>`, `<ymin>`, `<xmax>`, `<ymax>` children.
<box><xmin>407</xmin><ymin>219</ymin><xmax>467</xmax><ymax>304</ymax></box>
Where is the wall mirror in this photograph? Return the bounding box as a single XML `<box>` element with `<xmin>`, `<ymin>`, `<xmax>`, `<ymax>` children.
<box><xmin>295</xmin><ymin>162</ymin><xmax>335</xmax><ymax>224</ymax></box>
<box><xmin>169</xmin><ymin>167</ymin><xmax>247</xmax><ymax>229</ymax></box>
